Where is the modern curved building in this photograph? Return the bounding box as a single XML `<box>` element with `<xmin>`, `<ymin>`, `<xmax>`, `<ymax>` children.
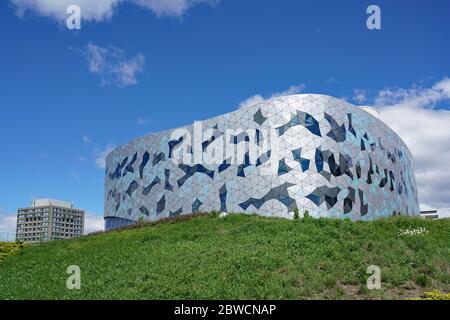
<box><xmin>104</xmin><ymin>94</ymin><xmax>419</xmax><ymax>230</ymax></box>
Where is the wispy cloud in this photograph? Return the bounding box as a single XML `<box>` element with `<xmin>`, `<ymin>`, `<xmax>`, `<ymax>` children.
<box><xmin>352</xmin><ymin>89</ymin><xmax>368</xmax><ymax>104</ymax></box>
<box><xmin>136</xmin><ymin>117</ymin><xmax>151</xmax><ymax>126</ymax></box>
<box><xmin>239</xmin><ymin>84</ymin><xmax>306</xmax><ymax>109</ymax></box>
<box><xmin>10</xmin><ymin>0</ymin><xmax>217</xmax><ymax>21</ymax></box>
<box><xmin>81</xmin><ymin>43</ymin><xmax>145</xmax><ymax>88</ymax></box>
<box><xmin>375</xmin><ymin>78</ymin><xmax>450</xmax><ymax>108</ymax></box>
<box><xmin>95</xmin><ymin>143</ymin><xmax>116</xmax><ymax>169</ymax></box>
<box><xmin>82</xmin><ymin>135</ymin><xmax>91</xmax><ymax>144</ymax></box>
<box><xmin>373</xmin><ymin>77</ymin><xmax>450</xmax><ymax>208</ymax></box>
<box><xmin>134</xmin><ymin>0</ymin><xmax>218</xmax><ymax>18</ymax></box>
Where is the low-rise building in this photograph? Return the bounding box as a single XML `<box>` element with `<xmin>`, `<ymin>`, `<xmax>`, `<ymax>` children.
<box><xmin>420</xmin><ymin>208</ymin><xmax>450</xmax><ymax>220</ymax></box>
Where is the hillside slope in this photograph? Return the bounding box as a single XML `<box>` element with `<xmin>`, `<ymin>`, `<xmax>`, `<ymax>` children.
<box><xmin>0</xmin><ymin>214</ymin><xmax>449</xmax><ymax>300</ymax></box>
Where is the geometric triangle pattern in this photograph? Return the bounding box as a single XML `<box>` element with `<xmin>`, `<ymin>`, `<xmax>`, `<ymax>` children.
<box><xmin>104</xmin><ymin>94</ymin><xmax>420</xmax><ymax>230</ymax></box>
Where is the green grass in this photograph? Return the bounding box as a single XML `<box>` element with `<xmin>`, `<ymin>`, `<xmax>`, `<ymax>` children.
<box><xmin>0</xmin><ymin>214</ymin><xmax>449</xmax><ymax>300</ymax></box>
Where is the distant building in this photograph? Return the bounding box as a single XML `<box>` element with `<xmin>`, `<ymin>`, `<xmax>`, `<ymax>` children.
<box><xmin>420</xmin><ymin>208</ymin><xmax>450</xmax><ymax>220</ymax></box>
<box><xmin>16</xmin><ymin>199</ymin><xmax>85</xmax><ymax>244</ymax></box>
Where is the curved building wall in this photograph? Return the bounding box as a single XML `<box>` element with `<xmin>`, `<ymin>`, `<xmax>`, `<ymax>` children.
<box><xmin>104</xmin><ymin>94</ymin><xmax>419</xmax><ymax>229</ymax></box>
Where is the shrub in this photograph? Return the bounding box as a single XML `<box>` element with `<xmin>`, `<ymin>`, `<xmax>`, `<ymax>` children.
<box><xmin>210</xmin><ymin>211</ymin><xmax>220</xmax><ymax>218</ymax></box>
<box><xmin>293</xmin><ymin>208</ymin><xmax>299</xmax><ymax>220</ymax></box>
<box><xmin>303</xmin><ymin>210</ymin><xmax>310</xmax><ymax>219</ymax></box>
<box><xmin>137</xmin><ymin>216</ymin><xmax>145</xmax><ymax>224</ymax></box>
<box><xmin>415</xmin><ymin>274</ymin><xmax>430</xmax><ymax>287</ymax></box>
<box><xmin>0</xmin><ymin>242</ymin><xmax>27</xmax><ymax>261</ymax></box>
<box><xmin>410</xmin><ymin>290</ymin><xmax>450</xmax><ymax>300</ymax></box>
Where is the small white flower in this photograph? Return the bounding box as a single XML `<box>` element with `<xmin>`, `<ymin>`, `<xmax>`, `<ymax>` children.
<box><xmin>219</xmin><ymin>212</ymin><xmax>229</xmax><ymax>219</ymax></box>
<box><xmin>397</xmin><ymin>227</ymin><xmax>428</xmax><ymax>238</ymax></box>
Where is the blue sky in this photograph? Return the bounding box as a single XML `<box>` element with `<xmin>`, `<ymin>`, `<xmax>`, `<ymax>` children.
<box><xmin>1</xmin><ymin>0</ymin><xmax>450</xmax><ymax>232</ymax></box>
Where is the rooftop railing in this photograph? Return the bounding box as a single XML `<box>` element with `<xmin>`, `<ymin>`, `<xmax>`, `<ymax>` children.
<box><xmin>0</xmin><ymin>232</ymin><xmax>16</xmax><ymax>242</ymax></box>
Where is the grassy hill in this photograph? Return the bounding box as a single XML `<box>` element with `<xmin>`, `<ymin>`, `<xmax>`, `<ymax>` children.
<box><xmin>0</xmin><ymin>213</ymin><xmax>449</xmax><ymax>300</ymax></box>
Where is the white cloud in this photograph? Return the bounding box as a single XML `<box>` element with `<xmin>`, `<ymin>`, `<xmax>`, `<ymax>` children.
<box><xmin>239</xmin><ymin>94</ymin><xmax>266</xmax><ymax>109</ymax></box>
<box><xmin>82</xmin><ymin>43</ymin><xmax>145</xmax><ymax>88</ymax></box>
<box><xmin>10</xmin><ymin>0</ymin><xmax>217</xmax><ymax>21</ymax></box>
<box><xmin>375</xmin><ymin>77</ymin><xmax>450</xmax><ymax>208</ymax></box>
<box><xmin>420</xmin><ymin>203</ymin><xmax>433</xmax><ymax>211</ymax></box>
<box><xmin>239</xmin><ymin>84</ymin><xmax>306</xmax><ymax>109</ymax></box>
<box><xmin>84</xmin><ymin>213</ymin><xmax>104</xmax><ymax>234</ymax></box>
<box><xmin>134</xmin><ymin>0</ymin><xmax>218</xmax><ymax>17</ymax></box>
<box><xmin>11</xmin><ymin>0</ymin><xmax>120</xmax><ymax>21</ymax></box>
<box><xmin>95</xmin><ymin>143</ymin><xmax>116</xmax><ymax>169</ymax></box>
<box><xmin>375</xmin><ymin>78</ymin><xmax>450</xmax><ymax>108</ymax></box>
<box><xmin>434</xmin><ymin>78</ymin><xmax>450</xmax><ymax>97</ymax></box>
<box><xmin>352</xmin><ymin>89</ymin><xmax>367</xmax><ymax>104</ymax></box>
<box><xmin>0</xmin><ymin>214</ymin><xmax>17</xmax><ymax>233</ymax></box>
